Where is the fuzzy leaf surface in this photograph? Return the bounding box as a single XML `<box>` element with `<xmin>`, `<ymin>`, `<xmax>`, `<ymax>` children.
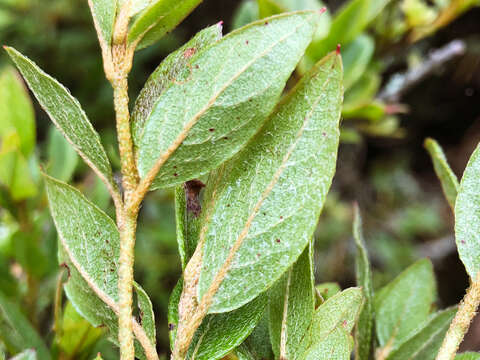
<box><xmin>425</xmin><ymin>138</ymin><xmax>459</xmax><ymax>210</ymax></box>
<box><xmin>198</xmin><ymin>51</ymin><xmax>343</xmax><ymax>313</ymax></box>
<box><xmin>0</xmin><ymin>291</ymin><xmax>50</xmax><ymax>360</ymax></box>
<box><xmin>386</xmin><ymin>307</ymin><xmax>456</xmax><ymax>360</ymax></box>
<box><xmin>455</xmin><ymin>142</ymin><xmax>480</xmax><ymax>278</ymax></box>
<box><xmin>135</xmin><ymin>12</ymin><xmax>320</xmax><ymax>190</ymax></box>
<box><xmin>353</xmin><ymin>205</ymin><xmax>374</xmax><ymax>360</ymax></box>
<box><xmin>128</xmin><ymin>0</ymin><xmax>203</xmax><ymax>49</ymax></box>
<box><xmin>44</xmin><ymin>176</ymin><xmax>155</xmax><ymax>358</ymax></box>
<box><xmin>88</xmin><ymin>0</ymin><xmax>116</xmax><ymax>45</ymax></box>
<box><xmin>168</xmin><ymin>278</ymin><xmax>266</xmax><ymax>359</ymax></box>
<box><xmin>375</xmin><ymin>259</ymin><xmax>436</xmax><ymax>355</ymax></box>
<box><xmin>303</xmin><ymin>326</ymin><xmax>353</xmax><ymax>360</ymax></box>
<box><xmin>268</xmin><ymin>243</ymin><xmax>314</xmax><ymax>359</ymax></box>
<box><xmin>5</xmin><ymin>47</ymin><xmax>115</xmax><ymax>192</ymax></box>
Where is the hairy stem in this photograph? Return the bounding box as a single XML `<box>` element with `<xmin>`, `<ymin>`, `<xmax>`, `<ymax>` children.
<box><xmin>118</xmin><ymin>212</ymin><xmax>138</xmax><ymax>360</ymax></box>
<box><xmin>436</xmin><ymin>271</ymin><xmax>480</xmax><ymax>360</ymax></box>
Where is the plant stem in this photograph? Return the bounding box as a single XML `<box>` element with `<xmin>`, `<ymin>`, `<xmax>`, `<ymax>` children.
<box><xmin>436</xmin><ymin>271</ymin><xmax>480</xmax><ymax>360</ymax></box>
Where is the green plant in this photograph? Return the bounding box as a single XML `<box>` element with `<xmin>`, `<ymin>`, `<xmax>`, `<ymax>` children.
<box><xmin>1</xmin><ymin>1</ymin><xmax>480</xmax><ymax>360</ymax></box>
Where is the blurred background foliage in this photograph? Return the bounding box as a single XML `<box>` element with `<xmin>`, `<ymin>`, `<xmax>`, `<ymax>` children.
<box><xmin>0</xmin><ymin>0</ymin><xmax>480</xmax><ymax>358</ymax></box>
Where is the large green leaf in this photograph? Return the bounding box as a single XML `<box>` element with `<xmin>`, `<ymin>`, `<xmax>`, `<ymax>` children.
<box><xmin>454</xmin><ymin>142</ymin><xmax>480</xmax><ymax>278</ymax></box>
<box><xmin>10</xmin><ymin>349</ymin><xmax>37</xmax><ymax>360</ymax></box>
<box><xmin>88</xmin><ymin>0</ymin><xmax>116</xmax><ymax>45</ymax></box>
<box><xmin>353</xmin><ymin>205</ymin><xmax>374</xmax><ymax>360</ymax></box>
<box><xmin>303</xmin><ymin>326</ymin><xmax>353</xmax><ymax>360</ymax></box>
<box><xmin>0</xmin><ymin>291</ymin><xmax>51</xmax><ymax>360</ymax></box>
<box><xmin>5</xmin><ymin>47</ymin><xmax>116</xmax><ymax>194</ymax></box>
<box><xmin>44</xmin><ymin>175</ymin><xmax>155</xmax><ymax>358</ymax></box>
<box><xmin>386</xmin><ymin>307</ymin><xmax>456</xmax><ymax>360</ymax></box>
<box><xmin>0</xmin><ymin>67</ymin><xmax>35</xmax><ymax>157</ymax></box>
<box><xmin>132</xmin><ymin>23</ymin><xmax>222</xmax><ymax>154</ymax></box>
<box><xmin>198</xmin><ymin>50</ymin><xmax>343</xmax><ymax>313</ymax></box>
<box><xmin>135</xmin><ymin>12</ymin><xmax>320</xmax><ymax>190</ymax></box>
<box><xmin>375</xmin><ymin>259</ymin><xmax>436</xmax><ymax>356</ymax></box>
<box><xmin>268</xmin><ymin>243</ymin><xmax>315</xmax><ymax>359</ymax></box>
<box><xmin>425</xmin><ymin>138</ymin><xmax>459</xmax><ymax>210</ymax></box>
<box><xmin>168</xmin><ymin>278</ymin><xmax>266</xmax><ymax>360</ymax></box>
<box><xmin>128</xmin><ymin>0</ymin><xmax>203</xmax><ymax>49</ymax></box>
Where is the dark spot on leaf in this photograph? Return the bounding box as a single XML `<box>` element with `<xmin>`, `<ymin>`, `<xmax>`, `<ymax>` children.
<box><xmin>183</xmin><ymin>47</ymin><xmax>196</xmax><ymax>59</ymax></box>
<box><xmin>246</xmin><ymin>40</ymin><xmax>249</xmax><ymax>45</ymax></box>
<box><xmin>185</xmin><ymin>179</ymin><xmax>206</xmax><ymax>217</ymax></box>
<box><xmin>224</xmin><ymin>137</ymin><xmax>229</xmax><ymax>140</ymax></box>
<box><xmin>173</xmin><ymin>173</ymin><xmax>178</xmax><ymax>177</ymax></box>
<box><xmin>461</xmin><ymin>239</ymin><xmax>466</xmax><ymax>244</ymax></box>
<box><xmin>169</xmin><ymin>323</ymin><xmax>175</xmax><ymax>331</ymax></box>
<box><xmin>195</xmin><ymin>64</ymin><xmax>199</xmax><ymax>69</ymax></box>
<box><xmin>280</xmin><ymin>216</ymin><xmax>283</xmax><ymax>219</ymax></box>
<box><xmin>226</xmin><ymin>204</ymin><xmax>230</xmax><ymax>207</ymax></box>
<box><xmin>342</xmin><ymin>320</ymin><xmax>347</xmax><ymax>327</ymax></box>
<box><xmin>209</xmin><ymin>128</ymin><xmax>215</xmax><ymax>132</ymax></box>
<box><xmin>173</xmin><ymin>166</ymin><xmax>177</xmax><ymax>169</ymax></box>
<box><xmin>264</xmin><ymin>21</ymin><xmax>269</xmax><ymax>25</ymax></box>
<box><xmin>322</xmin><ymin>132</ymin><xmax>327</xmax><ymax>137</ymax></box>
<box><xmin>276</xmin><ymin>238</ymin><xmax>281</xmax><ymax>243</ymax></box>
<box><xmin>257</xmin><ymin>253</ymin><xmax>261</xmax><ymax>257</ymax></box>
<box><xmin>263</xmin><ymin>212</ymin><xmax>266</xmax><ymax>215</ymax></box>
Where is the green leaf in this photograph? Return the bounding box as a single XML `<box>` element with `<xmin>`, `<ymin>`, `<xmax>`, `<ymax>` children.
<box><xmin>0</xmin><ymin>291</ymin><xmax>51</xmax><ymax>360</ymax></box>
<box><xmin>342</xmin><ymin>34</ymin><xmax>374</xmax><ymax>90</ymax></box>
<box><xmin>134</xmin><ymin>282</ymin><xmax>156</xmax><ymax>349</ymax></box>
<box><xmin>88</xmin><ymin>0</ymin><xmax>116</xmax><ymax>45</ymax></box>
<box><xmin>454</xmin><ymin>142</ymin><xmax>480</xmax><ymax>279</ymax></box>
<box><xmin>303</xmin><ymin>326</ymin><xmax>353</xmax><ymax>360</ymax></box>
<box><xmin>232</xmin><ymin>0</ymin><xmax>260</xmax><ymax>30</ymax></box>
<box><xmin>135</xmin><ymin>12</ymin><xmax>320</xmax><ymax>190</ymax></box>
<box><xmin>424</xmin><ymin>138</ymin><xmax>459</xmax><ymax>210</ymax></box>
<box><xmin>386</xmin><ymin>307</ymin><xmax>456</xmax><ymax>360</ymax></box>
<box><xmin>235</xmin><ymin>344</ymin><xmax>256</xmax><ymax>360</ymax></box>
<box><xmin>315</xmin><ymin>282</ymin><xmax>341</xmax><ymax>306</ymax></box>
<box><xmin>132</xmin><ymin>23</ymin><xmax>222</xmax><ymax>155</ymax></box>
<box><xmin>5</xmin><ymin>47</ymin><xmax>116</xmax><ymax>194</ymax></box>
<box><xmin>198</xmin><ymin>50</ymin><xmax>343</xmax><ymax>313</ymax></box>
<box><xmin>46</xmin><ymin>126</ymin><xmax>79</xmax><ymax>182</ymax></box>
<box><xmin>268</xmin><ymin>243</ymin><xmax>315</xmax><ymax>359</ymax></box>
<box><xmin>0</xmin><ymin>67</ymin><xmax>35</xmax><ymax>157</ymax></box>
<box><xmin>168</xmin><ymin>278</ymin><xmax>267</xmax><ymax>360</ymax></box>
<box><xmin>242</xmin><ymin>312</ymin><xmax>274</xmax><ymax>360</ymax></box>
<box><xmin>375</xmin><ymin>259</ymin><xmax>436</xmax><ymax>356</ymax></box>
<box><xmin>353</xmin><ymin>205</ymin><xmax>374</xmax><ymax>360</ymax></box>
<box><xmin>456</xmin><ymin>353</ymin><xmax>480</xmax><ymax>360</ymax></box>
<box><xmin>44</xmin><ymin>175</ymin><xmax>155</xmax><ymax>358</ymax></box>
<box><xmin>10</xmin><ymin>349</ymin><xmax>37</xmax><ymax>360</ymax></box>
<box><xmin>128</xmin><ymin>0</ymin><xmax>203</xmax><ymax>49</ymax></box>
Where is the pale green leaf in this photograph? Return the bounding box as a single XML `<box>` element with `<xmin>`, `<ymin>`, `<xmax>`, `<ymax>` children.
<box><xmin>454</xmin><ymin>142</ymin><xmax>480</xmax><ymax>279</ymax></box>
<box><xmin>135</xmin><ymin>12</ymin><xmax>320</xmax><ymax>190</ymax></box>
<box><xmin>128</xmin><ymin>0</ymin><xmax>203</xmax><ymax>49</ymax></box>
<box><xmin>198</xmin><ymin>51</ymin><xmax>343</xmax><ymax>313</ymax></box>
<box><xmin>425</xmin><ymin>138</ymin><xmax>459</xmax><ymax>210</ymax></box>
<box><xmin>353</xmin><ymin>205</ymin><xmax>374</xmax><ymax>360</ymax></box>
<box><xmin>243</xmin><ymin>311</ymin><xmax>274</xmax><ymax>360</ymax></box>
<box><xmin>46</xmin><ymin>126</ymin><xmax>79</xmax><ymax>182</ymax></box>
<box><xmin>168</xmin><ymin>278</ymin><xmax>266</xmax><ymax>360</ymax></box>
<box><xmin>315</xmin><ymin>282</ymin><xmax>341</xmax><ymax>306</ymax></box>
<box><xmin>132</xmin><ymin>23</ymin><xmax>222</xmax><ymax>153</ymax></box>
<box><xmin>232</xmin><ymin>0</ymin><xmax>260</xmax><ymax>30</ymax></box>
<box><xmin>303</xmin><ymin>326</ymin><xmax>353</xmax><ymax>360</ymax></box>
<box><xmin>375</xmin><ymin>259</ymin><xmax>436</xmax><ymax>355</ymax></box>
<box><xmin>0</xmin><ymin>291</ymin><xmax>51</xmax><ymax>360</ymax></box>
<box><xmin>0</xmin><ymin>67</ymin><xmax>35</xmax><ymax>157</ymax></box>
<box><xmin>10</xmin><ymin>349</ymin><xmax>37</xmax><ymax>360</ymax></box>
<box><xmin>88</xmin><ymin>0</ymin><xmax>116</xmax><ymax>45</ymax></box>
<box><xmin>386</xmin><ymin>307</ymin><xmax>456</xmax><ymax>360</ymax></box>
<box><xmin>268</xmin><ymin>243</ymin><xmax>314</xmax><ymax>359</ymax></box>
<box><xmin>5</xmin><ymin>47</ymin><xmax>116</xmax><ymax>194</ymax></box>
<box><xmin>456</xmin><ymin>353</ymin><xmax>480</xmax><ymax>360</ymax></box>
<box><xmin>342</xmin><ymin>34</ymin><xmax>374</xmax><ymax>90</ymax></box>
<box><xmin>44</xmin><ymin>175</ymin><xmax>155</xmax><ymax>358</ymax></box>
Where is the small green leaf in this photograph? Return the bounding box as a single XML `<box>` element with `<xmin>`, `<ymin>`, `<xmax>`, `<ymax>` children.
<box><xmin>303</xmin><ymin>326</ymin><xmax>353</xmax><ymax>360</ymax></box>
<box><xmin>46</xmin><ymin>126</ymin><xmax>79</xmax><ymax>182</ymax></box>
<box><xmin>132</xmin><ymin>23</ymin><xmax>222</xmax><ymax>154</ymax></box>
<box><xmin>168</xmin><ymin>278</ymin><xmax>267</xmax><ymax>360</ymax></box>
<box><xmin>342</xmin><ymin>34</ymin><xmax>374</xmax><ymax>90</ymax></box>
<box><xmin>5</xmin><ymin>47</ymin><xmax>116</xmax><ymax>194</ymax></box>
<box><xmin>425</xmin><ymin>138</ymin><xmax>459</xmax><ymax>210</ymax></box>
<box><xmin>386</xmin><ymin>307</ymin><xmax>456</xmax><ymax>360</ymax></box>
<box><xmin>198</xmin><ymin>51</ymin><xmax>343</xmax><ymax>313</ymax></box>
<box><xmin>134</xmin><ymin>282</ymin><xmax>156</xmax><ymax>349</ymax></box>
<box><xmin>232</xmin><ymin>0</ymin><xmax>260</xmax><ymax>30</ymax></box>
<box><xmin>0</xmin><ymin>291</ymin><xmax>51</xmax><ymax>360</ymax></box>
<box><xmin>353</xmin><ymin>205</ymin><xmax>374</xmax><ymax>360</ymax></box>
<box><xmin>44</xmin><ymin>175</ymin><xmax>155</xmax><ymax>358</ymax></box>
<box><xmin>0</xmin><ymin>67</ymin><xmax>35</xmax><ymax>157</ymax></box>
<box><xmin>454</xmin><ymin>142</ymin><xmax>480</xmax><ymax>279</ymax></box>
<box><xmin>268</xmin><ymin>243</ymin><xmax>315</xmax><ymax>359</ymax></box>
<box><xmin>10</xmin><ymin>349</ymin><xmax>37</xmax><ymax>360</ymax></box>
<box><xmin>88</xmin><ymin>0</ymin><xmax>116</xmax><ymax>45</ymax></box>
<box><xmin>135</xmin><ymin>12</ymin><xmax>320</xmax><ymax>190</ymax></box>
<box><xmin>315</xmin><ymin>282</ymin><xmax>341</xmax><ymax>306</ymax></box>
<box><xmin>375</xmin><ymin>259</ymin><xmax>436</xmax><ymax>356</ymax></box>
<box><xmin>456</xmin><ymin>353</ymin><xmax>480</xmax><ymax>360</ymax></box>
<box><xmin>128</xmin><ymin>0</ymin><xmax>203</xmax><ymax>49</ymax></box>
